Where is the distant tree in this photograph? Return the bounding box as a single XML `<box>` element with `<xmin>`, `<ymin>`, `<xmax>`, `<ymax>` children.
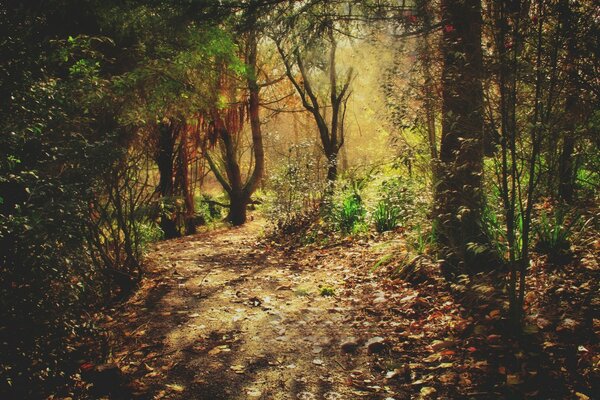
<box><xmin>274</xmin><ymin>13</ymin><xmax>354</xmax><ymax>188</ymax></box>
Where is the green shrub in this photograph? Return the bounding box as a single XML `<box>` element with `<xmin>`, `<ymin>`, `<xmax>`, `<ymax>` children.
<box><xmin>265</xmin><ymin>142</ymin><xmax>325</xmax><ymax>225</ymax></box>
<box><xmin>319</xmin><ymin>285</ymin><xmax>335</xmax><ymax>296</ymax></box>
<box><xmin>480</xmin><ymin>203</ymin><xmax>512</xmax><ymax>259</ymax></box>
<box><xmin>139</xmin><ymin>222</ymin><xmax>164</xmax><ymax>251</ymax></box>
<box><xmin>195</xmin><ymin>193</ymin><xmax>224</xmax><ymax>224</ymax></box>
<box><xmin>409</xmin><ymin>222</ymin><xmax>438</xmax><ymax>254</ymax></box>
<box><xmin>373</xmin><ymin>176</ymin><xmax>426</xmax><ymax>230</ymax></box>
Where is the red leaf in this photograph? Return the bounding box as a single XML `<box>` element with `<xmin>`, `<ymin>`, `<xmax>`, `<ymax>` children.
<box><xmin>80</xmin><ymin>362</ymin><xmax>95</xmax><ymax>372</ymax></box>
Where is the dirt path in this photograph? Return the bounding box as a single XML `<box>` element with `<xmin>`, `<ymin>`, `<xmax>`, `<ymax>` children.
<box><xmin>102</xmin><ymin>221</ymin><xmax>393</xmax><ymax>400</ymax></box>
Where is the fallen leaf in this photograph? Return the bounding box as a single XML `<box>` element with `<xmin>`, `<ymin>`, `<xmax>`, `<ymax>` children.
<box><xmin>230</xmin><ymin>364</ymin><xmax>245</xmax><ymax>374</ymax></box>
<box><xmin>208</xmin><ymin>347</ymin><xmax>222</xmax><ymax>356</ymax></box>
<box><xmin>420</xmin><ymin>386</ymin><xmax>437</xmax><ymax>396</ymax></box>
<box><xmin>166</xmin><ymin>383</ymin><xmax>185</xmax><ymax>392</ymax></box>
<box><xmin>431</xmin><ymin>340</ymin><xmax>455</xmax><ymax>351</ymax></box>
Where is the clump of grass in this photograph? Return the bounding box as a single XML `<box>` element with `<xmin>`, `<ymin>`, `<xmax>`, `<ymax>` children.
<box><xmin>409</xmin><ymin>223</ymin><xmax>438</xmax><ymax>255</ymax></box>
<box><xmin>534</xmin><ymin>208</ymin><xmax>579</xmax><ymax>264</ymax></box>
<box><xmin>319</xmin><ymin>285</ymin><xmax>335</xmax><ymax>297</ymax></box>
<box><xmin>370</xmin><ymin>253</ymin><xmax>395</xmax><ymax>273</ymax></box>
<box><xmin>331</xmin><ymin>192</ymin><xmax>365</xmax><ymax>234</ymax></box>
<box><xmin>372</xmin><ymin>200</ymin><xmax>400</xmax><ymax>233</ymax></box>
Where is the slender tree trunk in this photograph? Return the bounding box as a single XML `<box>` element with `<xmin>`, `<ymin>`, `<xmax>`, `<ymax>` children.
<box><xmin>558</xmin><ymin>0</ymin><xmax>579</xmax><ymax>203</ymax></box>
<box><xmin>244</xmin><ymin>26</ymin><xmax>265</xmax><ymax>196</ymax></box>
<box><xmin>416</xmin><ymin>0</ymin><xmax>439</xmax><ymax>180</ymax></box>
<box><xmin>558</xmin><ymin>137</ymin><xmax>575</xmax><ymax>201</ymax></box>
<box><xmin>156</xmin><ymin>122</ymin><xmax>179</xmax><ymax>239</ymax></box>
<box><xmin>435</xmin><ymin>0</ymin><xmax>486</xmax><ymax>272</ymax></box>
<box><xmin>177</xmin><ymin>129</ymin><xmax>197</xmax><ymax>235</ymax></box>
<box><xmin>276</xmin><ymin>25</ymin><xmax>351</xmax><ymax>195</ymax></box>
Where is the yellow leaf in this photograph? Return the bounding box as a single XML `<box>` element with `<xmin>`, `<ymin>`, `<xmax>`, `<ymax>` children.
<box><xmin>230</xmin><ymin>364</ymin><xmax>245</xmax><ymax>374</ymax></box>
<box><xmin>208</xmin><ymin>347</ymin><xmax>221</xmax><ymax>356</ymax></box>
<box><xmin>420</xmin><ymin>386</ymin><xmax>437</xmax><ymax>396</ymax></box>
<box><xmin>166</xmin><ymin>383</ymin><xmax>185</xmax><ymax>392</ymax></box>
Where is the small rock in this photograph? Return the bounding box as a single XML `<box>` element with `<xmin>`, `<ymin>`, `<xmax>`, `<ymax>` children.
<box><xmin>365</xmin><ymin>337</ymin><xmax>386</xmax><ymax>354</ymax></box>
<box><xmin>340</xmin><ymin>338</ymin><xmax>359</xmax><ymax>353</ymax></box>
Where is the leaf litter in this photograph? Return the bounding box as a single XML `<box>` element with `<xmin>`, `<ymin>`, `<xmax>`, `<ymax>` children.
<box><xmin>71</xmin><ymin>219</ymin><xmax>598</xmax><ymax>399</ymax></box>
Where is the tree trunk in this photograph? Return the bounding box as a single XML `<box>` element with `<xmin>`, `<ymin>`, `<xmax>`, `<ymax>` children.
<box><xmin>435</xmin><ymin>0</ymin><xmax>486</xmax><ymax>272</ymax></box>
<box><xmin>156</xmin><ymin>122</ymin><xmax>179</xmax><ymax>239</ymax></box>
<box><xmin>177</xmin><ymin>129</ymin><xmax>197</xmax><ymax>235</ymax></box>
<box><xmin>558</xmin><ymin>136</ymin><xmax>575</xmax><ymax>202</ymax></box>
<box><xmin>244</xmin><ymin>27</ymin><xmax>265</xmax><ymax>196</ymax></box>
<box><xmin>228</xmin><ymin>191</ymin><xmax>248</xmax><ymax>226</ymax></box>
<box><xmin>558</xmin><ymin>0</ymin><xmax>579</xmax><ymax>203</ymax></box>
<box><xmin>326</xmin><ymin>152</ymin><xmax>338</xmax><ymax>183</ymax></box>
<box><xmin>276</xmin><ymin>26</ymin><xmax>351</xmax><ymax>194</ymax></box>
<box><xmin>206</xmin><ymin>24</ymin><xmax>265</xmax><ymax>227</ymax></box>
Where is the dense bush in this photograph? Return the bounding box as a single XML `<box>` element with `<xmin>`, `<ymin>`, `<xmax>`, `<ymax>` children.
<box><xmin>0</xmin><ymin>13</ymin><xmax>158</xmax><ymax>396</ymax></box>
<box><xmin>195</xmin><ymin>193</ymin><xmax>225</xmax><ymax>224</ymax></box>
<box><xmin>0</xmin><ymin>72</ymin><xmax>116</xmax><ymax>397</ymax></box>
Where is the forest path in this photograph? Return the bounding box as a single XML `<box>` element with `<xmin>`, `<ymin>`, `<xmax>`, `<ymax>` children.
<box><xmin>104</xmin><ymin>220</ymin><xmax>393</xmax><ymax>400</ymax></box>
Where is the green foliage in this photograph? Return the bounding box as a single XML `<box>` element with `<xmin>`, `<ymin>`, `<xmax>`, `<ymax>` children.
<box><xmin>371</xmin><ymin>176</ymin><xmax>425</xmax><ymax>231</ymax></box>
<box><xmin>372</xmin><ymin>200</ymin><xmax>401</xmax><ymax>232</ymax></box>
<box><xmin>371</xmin><ymin>253</ymin><xmax>395</xmax><ymax>272</ymax></box>
<box><xmin>409</xmin><ymin>223</ymin><xmax>438</xmax><ymax>255</ymax></box>
<box><xmin>534</xmin><ymin>208</ymin><xmax>579</xmax><ymax>263</ymax></box>
<box><xmin>195</xmin><ymin>194</ymin><xmax>225</xmax><ymax>224</ymax></box>
<box><xmin>0</xmin><ymin>4</ymin><xmax>166</xmax><ymax>395</ymax></box>
<box><xmin>479</xmin><ymin>203</ymin><xmax>512</xmax><ymax>260</ymax></box>
<box><xmin>0</xmin><ymin>21</ymin><xmax>126</xmax><ymax>392</ymax></box>
<box><xmin>319</xmin><ymin>285</ymin><xmax>335</xmax><ymax>297</ymax></box>
<box><xmin>139</xmin><ymin>222</ymin><xmax>164</xmax><ymax>251</ymax></box>
<box><xmin>331</xmin><ymin>191</ymin><xmax>365</xmax><ymax>234</ymax></box>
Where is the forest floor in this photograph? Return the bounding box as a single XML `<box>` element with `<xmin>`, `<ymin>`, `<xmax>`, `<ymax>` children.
<box><xmin>70</xmin><ymin>218</ymin><xmax>598</xmax><ymax>400</ymax></box>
